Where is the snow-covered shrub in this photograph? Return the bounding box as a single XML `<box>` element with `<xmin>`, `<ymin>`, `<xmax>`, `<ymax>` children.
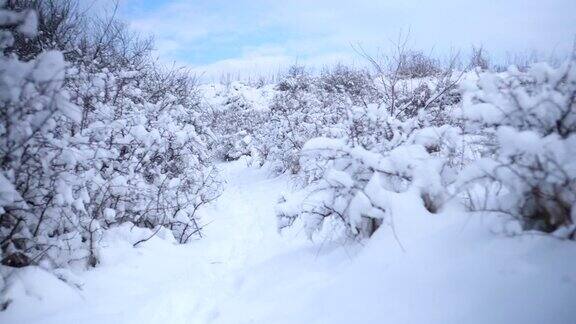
<box><xmin>263</xmin><ymin>66</ymin><xmax>326</xmax><ymax>173</ymax></box>
<box><xmin>361</xmin><ymin>44</ymin><xmax>462</xmax><ymax>125</ymax></box>
<box><xmin>7</xmin><ymin>0</ymin><xmax>81</xmax><ymax>61</ymax></box>
<box><xmin>276</xmin><ymin>49</ymin><xmax>575</xmax><ymax>241</ymax></box>
<box><xmin>0</xmin><ymin>1</ymin><xmax>221</xmax><ymax>274</ymax></box>
<box><xmin>202</xmin><ymin>82</ymin><xmax>272</xmax><ymax>163</ymax></box>
<box><xmin>469</xmin><ymin>46</ymin><xmax>491</xmax><ymax>71</ymax></box>
<box><xmin>276</xmin><ymin>48</ymin><xmax>465</xmax><ymax>239</ymax></box>
<box><xmin>262</xmin><ymin>64</ymin><xmax>377</xmax><ymax>173</ymax></box>
<box><xmin>277</xmin><ymin>110</ymin><xmax>463</xmax><ymax>239</ymax></box>
<box><xmin>317</xmin><ymin>64</ymin><xmax>377</xmax><ymax>106</ymax></box>
<box><xmin>396</xmin><ymin>50</ymin><xmax>441</xmax><ymax>78</ymax></box>
<box><xmin>71</xmin><ymin>64</ymin><xmax>221</xmax><ymax>249</ymax></box>
<box><xmin>277</xmin><ymin>108</ymin><xmax>463</xmax><ymax>240</ymax></box>
<box><xmin>275</xmin><ymin>64</ymin><xmax>314</xmax><ymax>92</ymax></box>
<box><xmin>203</xmin><ymin>63</ymin><xmax>379</xmax><ymax>175</ymax></box>
<box><xmin>59</xmin><ymin>32</ymin><xmax>220</xmax><ymax>257</ymax></box>
<box><xmin>0</xmin><ymin>4</ymin><xmax>81</xmax><ymax>268</ymax></box>
<box><xmin>458</xmin><ymin>59</ymin><xmax>576</xmax><ymax>238</ymax></box>
<box><xmin>204</xmin><ymin>67</ymin><xmax>346</xmax><ymax>174</ymax></box>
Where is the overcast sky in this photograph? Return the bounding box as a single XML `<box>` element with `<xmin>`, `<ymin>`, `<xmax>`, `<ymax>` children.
<box><xmin>108</xmin><ymin>0</ymin><xmax>575</xmax><ymax>79</ymax></box>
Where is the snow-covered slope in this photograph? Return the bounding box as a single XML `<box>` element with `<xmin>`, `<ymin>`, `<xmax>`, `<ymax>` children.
<box><xmin>2</xmin><ymin>160</ymin><xmax>575</xmax><ymax>324</ymax></box>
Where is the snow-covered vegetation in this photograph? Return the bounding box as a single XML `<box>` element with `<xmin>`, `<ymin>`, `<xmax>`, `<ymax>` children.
<box><xmin>0</xmin><ymin>1</ymin><xmax>220</xmax><ymax>277</ymax></box>
<box><xmin>0</xmin><ymin>1</ymin><xmax>574</xmax><ymax>323</ymax></box>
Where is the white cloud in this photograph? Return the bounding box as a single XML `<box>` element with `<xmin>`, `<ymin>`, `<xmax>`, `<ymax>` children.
<box><xmin>122</xmin><ymin>0</ymin><xmax>576</xmax><ymax>78</ymax></box>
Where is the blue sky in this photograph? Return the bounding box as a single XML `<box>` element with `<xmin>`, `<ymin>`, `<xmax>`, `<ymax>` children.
<box><xmin>106</xmin><ymin>0</ymin><xmax>576</xmax><ymax>79</ymax></box>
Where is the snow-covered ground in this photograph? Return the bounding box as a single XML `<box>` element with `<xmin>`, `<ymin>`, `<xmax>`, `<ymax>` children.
<box><xmin>2</xmin><ymin>160</ymin><xmax>575</xmax><ymax>324</ymax></box>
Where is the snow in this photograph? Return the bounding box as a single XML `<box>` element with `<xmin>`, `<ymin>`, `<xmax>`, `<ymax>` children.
<box><xmin>0</xmin><ymin>9</ymin><xmax>22</xmax><ymax>26</ymax></box>
<box><xmin>0</xmin><ymin>174</ymin><xmax>20</xmax><ymax>211</ymax></box>
<box><xmin>2</xmin><ymin>160</ymin><xmax>575</xmax><ymax>324</ymax></box>
<box><xmin>199</xmin><ymin>82</ymin><xmax>275</xmax><ymax>113</ymax></box>
<box><xmin>1</xmin><ymin>3</ymin><xmax>574</xmax><ymax>323</ymax></box>
<box><xmin>16</xmin><ymin>10</ymin><xmax>37</xmax><ymax>37</ymax></box>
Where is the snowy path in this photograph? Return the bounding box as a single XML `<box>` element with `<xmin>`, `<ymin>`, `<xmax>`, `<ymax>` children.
<box><xmin>2</xmin><ymin>160</ymin><xmax>575</xmax><ymax>324</ymax></box>
<box><xmin>2</xmin><ymin>160</ymin><xmax>352</xmax><ymax>324</ymax></box>
<box><xmin>194</xmin><ymin>160</ymin><xmax>356</xmax><ymax>323</ymax></box>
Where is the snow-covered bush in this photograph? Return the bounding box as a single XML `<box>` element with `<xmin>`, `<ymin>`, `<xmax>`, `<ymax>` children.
<box><xmin>202</xmin><ymin>64</ymin><xmax>379</xmax><ymax>174</ymax></box>
<box><xmin>0</xmin><ymin>1</ymin><xmax>221</xmax><ymax>275</ymax></box>
<box><xmin>458</xmin><ymin>59</ymin><xmax>576</xmax><ymax>238</ymax></box>
<box><xmin>70</xmin><ymin>63</ymin><xmax>221</xmax><ymax>250</ymax></box>
<box><xmin>277</xmin><ymin>111</ymin><xmax>463</xmax><ymax>239</ymax></box>
<box><xmin>0</xmin><ymin>4</ymin><xmax>76</xmax><ymax>268</ymax></box>
<box><xmin>359</xmin><ymin>44</ymin><xmax>462</xmax><ymax>125</ymax></box>
<box><xmin>469</xmin><ymin>46</ymin><xmax>491</xmax><ymax>71</ymax></box>
<box><xmin>396</xmin><ymin>50</ymin><xmax>442</xmax><ymax>78</ymax></box>
<box><xmin>262</xmin><ymin>64</ymin><xmax>377</xmax><ymax>173</ymax></box>
<box><xmin>277</xmin><ymin>51</ymin><xmax>575</xmax><ymax>242</ymax></box>
<box><xmin>60</xmin><ymin>27</ymin><xmax>221</xmax><ymax>256</ymax></box>
<box><xmin>276</xmin><ymin>56</ymin><xmax>465</xmax><ymax>239</ymax></box>
<box><xmin>261</xmin><ymin>66</ymin><xmax>323</xmax><ymax>173</ymax></box>
<box><xmin>272</xmin><ymin>40</ymin><xmax>473</xmax><ymax>239</ymax></box>
<box><xmin>317</xmin><ymin>64</ymin><xmax>378</xmax><ymax>106</ymax></box>
<box><xmin>201</xmin><ymin>82</ymin><xmax>272</xmax><ymax>164</ymax></box>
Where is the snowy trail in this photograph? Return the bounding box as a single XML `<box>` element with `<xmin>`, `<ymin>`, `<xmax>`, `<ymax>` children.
<box><xmin>2</xmin><ymin>160</ymin><xmax>575</xmax><ymax>324</ymax></box>
<box><xmin>194</xmin><ymin>160</ymin><xmax>356</xmax><ymax>323</ymax></box>
<box><xmin>2</xmin><ymin>160</ymin><xmax>347</xmax><ymax>324</ymax></box>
